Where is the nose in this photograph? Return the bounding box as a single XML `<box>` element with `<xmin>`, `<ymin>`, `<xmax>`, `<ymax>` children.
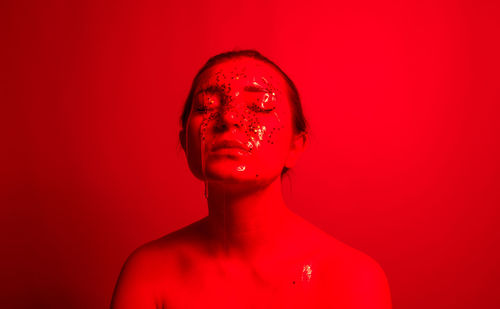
<box><xmin>215</xmin><ymin>107</ymin><xmax>242</xmax><ymax>131</ymax></box>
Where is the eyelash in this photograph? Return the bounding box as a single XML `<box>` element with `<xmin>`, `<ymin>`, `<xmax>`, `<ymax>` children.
<box><xmin>195</xmin><ymin>105</ymin><xmax>211</xmax><ymax>113</ymax></box>
<box><xmin>249</xmin><ymin>102</ymin><xmax>275</xmax><ymax>113</ymax></box>
<box><xmin>256</xmin><ymin>107</ymin><xmax>274</xmax><ymax>113</ymax></box>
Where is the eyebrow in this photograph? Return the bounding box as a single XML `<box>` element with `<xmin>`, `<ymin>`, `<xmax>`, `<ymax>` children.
<box><xmin>196</xmin><ymin>83</ymin><xmax>270</xmax><ymax>95</ymax></box>
<box><xmin>195</xmin><ymin>85</ymin><xmax>224</xmax><ymax>95</ymax></box>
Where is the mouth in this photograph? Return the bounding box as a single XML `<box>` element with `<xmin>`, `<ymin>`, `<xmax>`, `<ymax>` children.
<box><xmin>211</xmin><ymin>148</ymin><xmax>248</xmax><ymax>158</ymax></box>
<box><xmin>210</xmin><ymin>139</ymin><xmax>249</xmax><ymax>156</ymax></box>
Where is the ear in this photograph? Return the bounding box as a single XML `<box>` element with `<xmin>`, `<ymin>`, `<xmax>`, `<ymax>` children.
<box><xmin>179</xmin><ymin>129</ymin><xmax>186</xmax><ymax>153</ymax></box>
<box><xmin>285</xmin><ymin>132</ymin><xmax>307</xmax><ymax>169</ymax></box>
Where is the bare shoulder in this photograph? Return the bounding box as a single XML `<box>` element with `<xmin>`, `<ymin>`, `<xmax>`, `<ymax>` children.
<box><xmin>111</xmin><ymin>219</ymin><xmax>207</xmax><ymax>309</ymax></box>
<box><xmin>316</xmin><ymin>232</ymin><xmax>392</xmax><ymax>309</ymax></box>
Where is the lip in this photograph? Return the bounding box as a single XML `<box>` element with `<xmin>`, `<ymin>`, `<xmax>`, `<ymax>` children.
<box><xmin>211</xmin><ymin>139</ymin><xmax>249</xmax><ymax>152</ymax></box>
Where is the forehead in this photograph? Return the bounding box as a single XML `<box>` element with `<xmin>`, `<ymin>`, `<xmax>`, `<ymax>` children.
<box><xmin>196</xmin><ymin>57</ymin><xmax>287</xmax><ymax>90</ymax></box>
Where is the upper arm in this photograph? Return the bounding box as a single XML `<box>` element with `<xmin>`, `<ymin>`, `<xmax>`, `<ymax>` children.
<box><xmin>111</xmin><ymin>247</ymin><xmax>159</xmax><ymax>309</ymax></box>
<box><xmin>324</xmin><ymin>244</ymin><xmax>392</xmax><ymax>309</ymax></box>
<box><xmin>340</xmin><ymin>255</ymin><xmax>392</xmax><ymax>309</ymax></box>
<box><xmin>351</xmin><ymin>258</ymin><xmax>392</xmax><ymax>309</ymax></box>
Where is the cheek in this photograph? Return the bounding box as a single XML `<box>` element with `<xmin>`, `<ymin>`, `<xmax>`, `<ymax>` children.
<box><xmin>243</xmin><ymin>116</ymin><xmax>278</xmax><ymax>151</ymax></box>
<box><xmin>250</xmin><ymin>110</ymin><xmax>291</xmax><ymax>147</ymax></box>
<box><xmin>185</xmin><ymin>118</ymin><xmax>205</xmax><ymax>162</ymax></box>
<box><xmin>248</xmin><ymin>116</ymin><xmax>292</xmax><ymax>164</ymax></box>
<box><xmin>186</xmin><ymin>112</ymin><xmax>219</xmax><ymax>160</ymax></box>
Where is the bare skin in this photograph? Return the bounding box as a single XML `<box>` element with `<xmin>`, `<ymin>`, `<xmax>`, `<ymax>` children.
<box><xmin>111</xmin><ymin>57</ymin><xmax>391</xmax><ymax>308</ymax></box>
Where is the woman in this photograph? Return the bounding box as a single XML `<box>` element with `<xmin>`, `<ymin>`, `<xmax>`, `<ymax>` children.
<box><xmin>111</xmin><ymin>50</ymin><xmax>391</xmax><ymax>308</ymax></box>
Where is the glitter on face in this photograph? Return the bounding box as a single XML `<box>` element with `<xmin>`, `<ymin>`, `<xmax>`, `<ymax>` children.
<box><xmin>190</xmin><ymin>59</ymin><xmax>286</xmax><ymax>180</ymax></box>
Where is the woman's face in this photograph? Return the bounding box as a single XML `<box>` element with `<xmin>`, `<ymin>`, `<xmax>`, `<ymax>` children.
<box><xmin>183</xmin><ymin>57</ymin><xmax>301</xmax><ymax>185</ymax></box>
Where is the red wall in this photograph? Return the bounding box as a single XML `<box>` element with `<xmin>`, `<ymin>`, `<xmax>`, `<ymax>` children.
<box><xmin>2</xmin><ymin>0</ymin><xmax>499</xmax><ymax>308</ymax></box>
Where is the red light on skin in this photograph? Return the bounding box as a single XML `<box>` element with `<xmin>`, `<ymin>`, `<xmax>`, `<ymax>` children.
<box><xmin>112</xmin><ymin>56</ymin><xmax>391</xmax><ymax>308</ymax></box>
<box><xmin>184</xmin><ymin>58</ymin><xmax>290</xmax><ymax>185</ymax></box>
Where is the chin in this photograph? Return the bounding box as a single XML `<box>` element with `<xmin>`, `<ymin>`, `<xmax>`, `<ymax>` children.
<box><xmin>203</xmin><ymin>165</ymin><xmax>255</xmax><ymax>183</ymax></box>
<box><xmin>190</xmin><ymin>158</ymin><xmax>280</xmax><ymax>184</ymax></box>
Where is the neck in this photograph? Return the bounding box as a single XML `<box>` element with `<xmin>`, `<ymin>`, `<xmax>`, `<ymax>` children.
<box><xmin>204</xmin><ymin>176</ymin><xmax>295</xmax><ymax>258</ymax></box>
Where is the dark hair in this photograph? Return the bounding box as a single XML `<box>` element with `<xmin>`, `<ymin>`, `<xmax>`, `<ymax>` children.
<box><xmin>180</xmin><ymin>49</ymin><xmax>308</xmax><ymax>175</ymax></box>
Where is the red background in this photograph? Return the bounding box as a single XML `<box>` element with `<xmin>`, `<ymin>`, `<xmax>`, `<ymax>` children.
<box><xmin>2</xmin><ymin>0</ymin><xmax>499</xmax><ymax>308</ymax></box>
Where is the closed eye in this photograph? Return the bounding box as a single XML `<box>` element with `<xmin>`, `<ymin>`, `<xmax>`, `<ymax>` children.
<box><xmin>248</xmin><ymin>102</ymin><xmax>276</xmax><ymax>113</ymax></box>
<box><xmin>194</xmin><ymin>91</ymin><xmax>221</xmax><ymax>113</ymax></box>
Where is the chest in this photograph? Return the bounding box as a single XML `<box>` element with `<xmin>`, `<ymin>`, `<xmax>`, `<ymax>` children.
<box><xmin>160</xmin><ymin>259</ymin><xmax>327</xmax><ymax>308</ymax></box>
